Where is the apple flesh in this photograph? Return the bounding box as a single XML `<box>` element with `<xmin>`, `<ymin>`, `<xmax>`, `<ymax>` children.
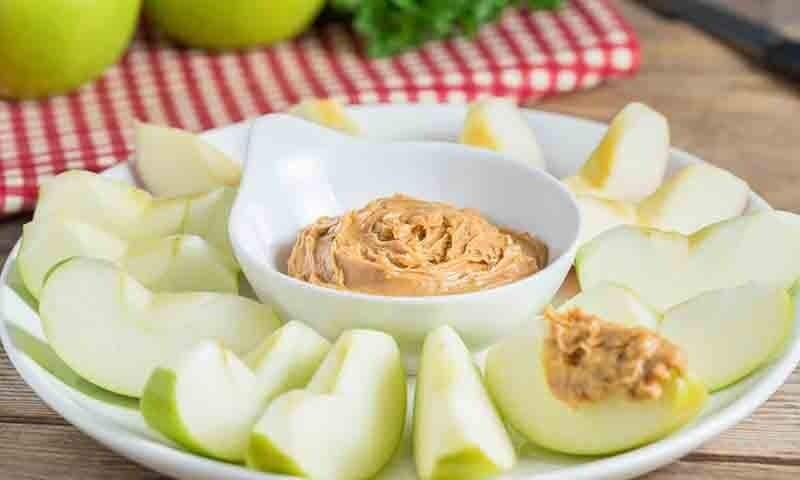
<box><xmin>571</xmin><ymin>103</ymin><xmax>669</xmax><ymax>202</ymax></box>
<box><xmin>134</xmin><ymin>122</ymin><xmax>241</xmax><ymax>197</ymax></box>
<box><xmin>0</xmin><ymin>0</ymin><xmax>141</xmax><ymax>99</ymax></box>
<box><xmin>460</xmin><ymin>98</ymin><xmax>546</xmax><ymax>170</ymax></box>
<box><xmin>39</xmin><ymin>258</ymin><xmax>280</xmax><ymax>397</ymax></box>
<box><xmin>485</xmin><ymin>318</ymin><xmax>707</xmax><ymax>455</ymax></box>
<box><xmin>288</xmin><ymin>99</ymin><xmax>360</xmax><ymax>135</ymax></box>
<box><xmin>123</xmin><ymin>234</ymin><xmax>239</xmax><ymax>294</ymax></box>
<box><xmin>18</xmin><ymin>217</ymin><xmax>239</xmax><ymax>298</ymax></box>
<box><xmin>639</xmin><ymin>164</ymin><xmax>749</xmax><ymax>235</ymax></box>
<box><xmin>571</xmin><ymin>193</ymin><xmax>637</xmax><ymax>247</ymax></box>
<box><xmin>660</xmin><ymin>283</ymin><xmax>793</xmax><ymax>391</ymax></box>
<box><xmin>35</xmin><ymin>171</ymin><xmax>168</xmax><ymax>241</ymax></box>
<box><xmin>33</xmin><ymin>171</ymin><xmax>238</xmax><ymax>262</ymax></box>
<box><xmin>576</xmin><ymin>211</ymin><xmax>800</xmax><ymax>311</ymax></box>
<box><xmin>413</xmin><ymin>325</ymin><xmax>515</xmax><ymax>480</ymax></box>
<box><xmin>248</xmin><ymin>330</ymin><xmax>406</xmax><ymax>479</ymax></box>
<box><xmin>559</xmin><ymin>283</ymin><xmax>660</xmax><ymax>330</ymax></box>
<box><xmin>141</xmin><ymin>321</ymin><xmax>329</xmax><ymax>462</ymax></box>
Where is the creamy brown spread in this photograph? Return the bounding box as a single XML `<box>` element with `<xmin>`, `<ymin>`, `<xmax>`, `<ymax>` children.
<box><xmin>287</xmin><ymin>194</ymin><xmax>548</xmax><ymax>296</ymax></box>
<box><xmin>543</xmin><ymin>307</ymin><xmax>686</xmax><ymax>406</ymax></box>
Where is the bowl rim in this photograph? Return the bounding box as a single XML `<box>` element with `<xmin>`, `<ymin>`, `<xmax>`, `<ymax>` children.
<box><xmin>230</xmin><ymin>134</ymin><xmax>582</xmax><ymax>304</ymax></box>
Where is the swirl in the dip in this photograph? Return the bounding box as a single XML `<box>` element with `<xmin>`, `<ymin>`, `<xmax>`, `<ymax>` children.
<box><xmin>287</xmin><ymin>194</ymin><xmax>548</xmax><ymax>296</ymax></box>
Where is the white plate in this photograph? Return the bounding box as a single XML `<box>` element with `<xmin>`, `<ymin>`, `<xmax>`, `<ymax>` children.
<box><xmin>2</xmin><ymin>104</ymin><xmax>799</xmax><ymax>480</ymax></box>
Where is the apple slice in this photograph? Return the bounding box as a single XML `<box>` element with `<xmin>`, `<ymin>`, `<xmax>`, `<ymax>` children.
<box><xmin>243</xmin><ymin>320</ymin><xmax>331</xmax><ymax>398</ymax></box>
<box><xmin>460</xmin><ymin>97</ymin><xmax>545</xmax><ymax>170</ymax></box>
<box><xmin>413</xmin><ymin>325</ymin><xmax>515</xmax><ymax>480</ymax></box>
<box><xmin>248</xmin><ymin>330</ymin><xmax>406</xmax><ymax>479</ymax></box>
<box><xmin>123</xmin><ymin>234</ymin><xmax>239</xmax><ymax>293</ymax></box>
<box><xmin>18</xmin><ymin>219</ymin><xmax>128</xmax><ymax>298</ymax></box>
<box><xmin>559</xmin><ymin>283</ymin><xmax>660</xmax><ymax>329</ymax></box>
<box><xmin>141</xmin><ymin>321</ymin><xmax>329</xmax><ymax>462</ymax></box>
<box><xmin>572</xmin><ymin>193</ymin><xmax>637</xmax><ymax>247</ymax></box>
<box><xmin>570</xmin><ymin>103</ymin><xmax>669</xmax><ymax>202</ymax></box>
<box><xmin>142</xmin><ymin>341</ymin><xmax>260</xmax><ymax>460</ymax></box>
<box><xmin>182</xmin><ymin>186</ymin><xmax>238</xmax><ymax>264</ymax></box>
<box><xmin>576</xmin><ymin>211</ymin><xmax>800</xmax><ymax>311</ymax></box>
<box><xmin>134</xmin><ymin>121</ymin><xmax>241</xmax><ymax>197</ymax></box>
<box><xmin>35</xmin><ymin>170</ymin><xmax>177</xmax><ymax>240</ymax></box>
<box><xmin>39</xmin><ymin>257</ymin><xmax>280</xmax><ymax>397</ymax></box>
<box><xmin>660</xmin><ymin>283</ymin><xmax>793</xmax><ymax>392</ymax></box>
<box><xmin>18</xmin><ymin>218</ymin><xmax>239</xmax><ymax>297</ymax></box>
<box><xmin>485</xmin><ymin>317</ymin><xmax>707</xmax><ymax>455</ymax></box>
<box><xmin>639</xmin><ymin>163</ymin><xmax>749</xmax><ymax>235</ymax></box>
<box><xmin>288</xmin><ymin>98</ymin><xmax>360</xmax><ymax>135</ymax></box>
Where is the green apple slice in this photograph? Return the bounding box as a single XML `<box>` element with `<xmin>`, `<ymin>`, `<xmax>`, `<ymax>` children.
<box><xmin>142</xmin><ymin>341</ymin><xmax>260</xmax><ymax>460</ymax></box>
<box><xmin>288</xmin><ymin>98</ymin><xmax>360</xmax><ymax>135</ymax></box>
<box><xmin>248</xmin><ymin>330</ymin><xmax>406</xmax><ymax>479</ymax></box>
<box><xmin>39</xmin><ymin>257</ymin><xmax>280</xmax><ymax>397</ymax></box>
<box><xmin>18</xmin><ymin>218</ymin><xmax>239</xmax><ymax>297</ymax></box>
<box><xmin>571</xmin><ymin>193</ymin><xmax>637</xmax><ymax>247</ymax></box>
<box><xmin>413</xmin><ymin>325</ymin><xmax>515</xmax><ymax>480</ymax></box>
<box><xmin>576</xmin><ymin>211</ymin><xmax>800</xmax><ymax>311</ymax></box>
<box><xmin>123</xmin><ymin>234</ymin><xmax>238</xmax><ymax>294</ymax></box>
<box><xmin>559</xmin><ymin>283</ymin><xmax>660</xmax><ymax>329</ymax></box>
<box><xmin>460</xmin><ymin>97</ymin><xmax>545</xmax><ymax>170</ymax></box>
<box><xmin>35</xmin><ymin>170</ymin><xmax>168</xmax><ymax>240</ymax></box>
<box><xmin>244</xmin><ymin>320</ymin><xmax>331</xmax><ymax>398</ymax></box>
<box><xmin>33</xmin><ymin>171</ymin><xmax>237</xmax><ymax>251</ymax></box>
<box><xmin>639</xmin><ymin>163</ymin><xmax>749</xmax><ymax>235</ymax></box>
<box><xmin>182</xmin><ymin>186</ymin><xmax>238</xmax><ymax>264</ymax></box>
<box><xmin>134</xmin><ymin>121</ymin><xmax>241</xmax><ymax>197</ymax></box>
<box><xmin>660</xmin><ymin>283</ymin><xmax>793</xmax><ymax>391</ymax></box>
<box><xmin>485</xmin><ymin>319</ymin><xmax>707</xmax><ymax>455</ymax></box>
<box><xmin>18</xmin><ymin>219</ymin><xmax>128</xmax><ymax>298</ymax></box>
<box><xmin>141</xmin><ymin>321</ymin><xmax>329</xmax><ymax>462</ymax></box>
<box><xmin>570</xmin><ymin>102</ymin><xmax>669</xmax><ymax>202</ymax></box>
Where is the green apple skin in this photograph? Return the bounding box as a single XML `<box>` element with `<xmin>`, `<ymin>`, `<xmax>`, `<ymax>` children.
<box><xmin>413</xmin><ymin>325</ymin><xmax>515</xmax><ymax>480</ymax></box>
<box><xmin>248</xmin><ymin>330</ymin><xmax>407</xmax><ymax>479</ymax></box>
<box><xmin>0</xmin><ymin>0</ymin><xmax>142</xmax><ymax>99</ymax></box>
<box><xmin>144</xmin><ymin>0</ymin><xmax>326</xmax><ymax>50</ymax></box>
<box><xmin>485</xmin><ymin>320</ymin><xmax>707</xmax><ymax>456</ymax></box>
<box><xmin>141</xmin><ymin>323</ymin><xmax>329</xmax><ymax>462</ymax></box>
<box><xmin>39</xmin><ymin>258</ymin><xmax>280</xmax><ymax>397</ymax></box>
<box><xmin>246</xmin><ymin>432</ymin><xmax>307</xmax><ymax>477</ymax></box>
<box><xmin>660</xmin><ymin>283</ymin><xmax>794</xmax><ymax>392</ymax></box>
<box><xmin>141</xmin><ymin>368</ymin><xmax>216</xmax><ymax>458</ymax></box>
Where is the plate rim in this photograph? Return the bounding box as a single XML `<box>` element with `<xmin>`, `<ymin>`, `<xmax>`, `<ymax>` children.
<box><xmin>2</xmin><ymin>104</ymin><xmax>798</xmax><ymax>480</ymax></box>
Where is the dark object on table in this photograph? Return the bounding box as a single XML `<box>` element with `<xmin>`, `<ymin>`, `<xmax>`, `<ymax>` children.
<box><xmin>641</xmin><ymin>0</ymin><xmax>800</xmax><ymax>81</ymax></box>
<box><xmin>331</xmin><ymin>0</ymin><xmax>564</xmax><ymax>57</ymax></box>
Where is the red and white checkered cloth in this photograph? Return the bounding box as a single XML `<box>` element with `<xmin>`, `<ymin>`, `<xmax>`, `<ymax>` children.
<box><xmin>0</xmin><ymin>0</ymin><xmax>638</xmax><ymax>217</ymax></box>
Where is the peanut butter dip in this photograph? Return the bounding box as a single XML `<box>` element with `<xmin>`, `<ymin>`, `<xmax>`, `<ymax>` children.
<box><xmin>543</xmin><ymin>307</ymin><xmax>686</xmax><ymax>406</ymax></box>
<box><xmin>287</xmin><ymin>194</ymin><xmax>548</xmax><ymax>296</ymax></box>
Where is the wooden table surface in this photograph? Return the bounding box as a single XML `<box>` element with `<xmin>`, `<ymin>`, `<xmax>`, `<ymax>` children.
<box><xmin>2</xmin><ymin>1</ymin><xmax>799</xmax><ymax>478</ymax></box>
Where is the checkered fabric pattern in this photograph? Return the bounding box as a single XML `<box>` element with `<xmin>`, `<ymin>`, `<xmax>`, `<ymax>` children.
<box><xmin>0</xmin><ymin>0</ymin><xmax>639</xmax><ymax>216</ymax></box>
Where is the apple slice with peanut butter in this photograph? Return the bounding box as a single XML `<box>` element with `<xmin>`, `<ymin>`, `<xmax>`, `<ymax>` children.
<box><xmin>486</xmin><ymin>307</ymin><xmax>707</xmax><ymax>455</ymax></box>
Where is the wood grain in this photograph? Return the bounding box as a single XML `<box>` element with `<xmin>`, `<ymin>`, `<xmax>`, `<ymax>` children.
<box><xmin>1</xmin><ymin>1</ymin><xmax>799</xmax><ymax>478</ymax></box>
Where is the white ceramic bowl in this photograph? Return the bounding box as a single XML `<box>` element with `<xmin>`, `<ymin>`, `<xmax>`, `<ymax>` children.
<box><xmin>229</xmin><ymin>114</ymin><xmax>580</xmax><ymax>367</ymax></box>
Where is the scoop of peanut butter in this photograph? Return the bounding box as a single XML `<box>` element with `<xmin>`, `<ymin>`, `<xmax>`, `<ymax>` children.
<box><xmin>543</xmin><ymin>306</ymin><xmax>687</xmax><ymax>406</ymax></box>
<box><xmin>287</xmin><ymin>194</ymin><xmax>548</xmax><ymax>296</ymax></box>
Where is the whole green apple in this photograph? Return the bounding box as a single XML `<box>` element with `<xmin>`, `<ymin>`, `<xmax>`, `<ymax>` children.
<box><xmin>144</xmin><ymin>0</ymin><xmax>326</xmax><ymax>50</ymax></box>
<box><xmin>0</xmin><ymin>0</ymin><xmax>142</xmax><ymax>99</ymax></box>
